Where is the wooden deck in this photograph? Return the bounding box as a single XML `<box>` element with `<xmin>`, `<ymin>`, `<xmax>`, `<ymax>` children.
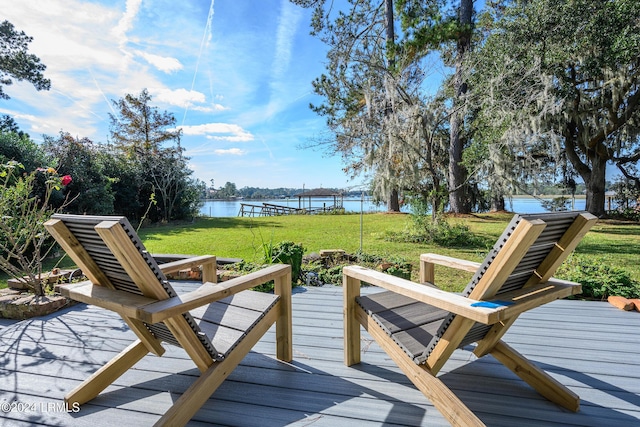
<box><xmin>1</xmin><ymin>284</ymin><xmax>639</xmax><ymax>426</ymax></box>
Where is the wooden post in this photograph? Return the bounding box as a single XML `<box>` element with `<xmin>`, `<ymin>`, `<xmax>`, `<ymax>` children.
<box><xmin>343</xmin><ymin>272</ymin><xmax>361</xmax><ymax>366</ymax></box>
<box><xmin>274</xmin><ymin>266</ymin><xmax>293</xmax><ymax>362</ymax></box>
<box><xmin>201</xmin><ymin>256</ymin><xmax>217</xmax><ymax>283</ymax></box>
<box><xmin>420</xmin><ymin>258</ymin><xmax>435</xmax><ymax>284</ymax></box>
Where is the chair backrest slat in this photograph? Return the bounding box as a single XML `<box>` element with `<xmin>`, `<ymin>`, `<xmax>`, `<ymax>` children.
<box><xmin>422</xmin><ymin>211</ymin><xmax>596</xmax><ymax>363</ymax></box>
<box><xmin>49</xmin><ymin>214</ymin><xmax>222</xmax><ymax>360</ymax></box>
<box><xmin>468</xmin><ymin>217</ymin><xmax>547</xmax><ymax>300</ymax></box>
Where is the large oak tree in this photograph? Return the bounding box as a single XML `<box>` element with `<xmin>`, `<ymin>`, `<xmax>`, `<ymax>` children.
<box><xmin>472</xmin><ymin>0</ymin><xmax>640</xmax><ymax>216</ymax></box>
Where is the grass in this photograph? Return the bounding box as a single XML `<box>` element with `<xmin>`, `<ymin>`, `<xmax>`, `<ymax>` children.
<box><xmin>137</xmin><ymin>212</ymin><xmax>640</xmax><ymax>292</ymax></box>
<box><xmin>2</xmin><ymin>212</ymin><xmax>639</xmax><ymax>293</ymax></box>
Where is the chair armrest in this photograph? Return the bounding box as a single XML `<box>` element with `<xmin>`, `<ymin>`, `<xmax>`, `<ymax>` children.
<box><xmin>60</xmin><ymin>264</ymin><xmax>292</xmax><ymax>325</ymax></box>
<box><xmin>499</xmin><ymin>277</ymin><xmax>582</xmax><ymax>318</ymax></box>
<box><xmin>155</xmin><ymin>254</ymin><xmax>217</xmax><ymax>283</ymax></box>
<box><xmin>345</xmin><ymin>265</ymin><xmax>582</xmax><ymax>325</ymax></box>
<box><xmin>139</xmin><ymin>264</ymin><xmax>291</xmax><ymax>323</ymax></box>
<box><xmin>59</xmin><ymin>281</ymin><xmax>159</xmax><ymax>319</ymax></box>
<box><xmin>419</xmin><ymin>253</ymin><xmax>481</xmax><ymax>284</ymax></box>
<box><xmin>344</xmin><ymin>265</ymin><xmax>501</xmax><ymax>324</ymax></box>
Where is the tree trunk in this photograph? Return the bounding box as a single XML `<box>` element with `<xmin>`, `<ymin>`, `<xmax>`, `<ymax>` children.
<box><xmin>448</xmin><ymin>110</ymin><xmax>467</xmax><ymax>212</ymax></box>
<box><xmin>585</xmin><ymin>154</ymin><xmax>607</xmax><ymax>217</ymax></box>
<box><xmin>384</xmin><ymin>0</ymin><xmax>401</xmax><ymax>213</ymax></box>
<box><xmin>448</xmin><ymin>0</ymin><xmax>473</xmax><ymax>214</ymax></box>
<box><xmin>385</xmin><ymin>0</ymin><xmax>395</xmax><ymax>48</ymax></box>
<box><xmin>491</xmin><ymin>195</ymin><xmax>505</xmax><ymax>212</ymax></box>
<box><xmin>388</xmin><ymin>188</ymin><xmax>400</xmax><ymax>212</ymax></box>
<box><xmin>564</xmin><ymin>122</ymin><xmax>607</xmax><ymax>217</ymax></box>
<box><xmin>431</xmin><ymin>191</ymin><xmax>442</xmax><ymax>223</ymax></box>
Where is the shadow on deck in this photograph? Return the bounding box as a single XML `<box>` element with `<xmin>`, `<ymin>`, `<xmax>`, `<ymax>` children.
<box><xmin>0</xmin><ymin>285</ymin><xmax>638</xmax><ymax>426</ymax></box>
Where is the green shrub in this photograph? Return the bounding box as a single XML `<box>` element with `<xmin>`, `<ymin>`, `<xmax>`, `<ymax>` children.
<box><xmin>385</xmin><ymin>260</ymin><xmax>412</xmax><ymax>280</ymax></box>
<box><xmin>224</xmin><ymin>240</ymin><xmax>306</xmax><ymax>292</ymax></box>
<box><xmin>221</xmin><ymin>260</ymin><xmax>278</xmax><ymax>292</ymax></box>
<box><xmin>299</xmin><ymin>251</ymin><xmax>412</xmax><ymax>286</ymax></box>
<box><xmin>265</xmin><ymin>241</ymin><xmax>304</xmax><ymax>282</ymax></box>
<box><xmin>0</xmin><ymin>161</ymin><xmax>72</xmax><ymax>296</ymax></box>
<box><xmin>556</xmin><ymin>255</ymin><xmax>640</xmax><ymax>300</ymax></box>
<box><xmin>318</xmin><ymin>265</ymin><xmax>344</xmax><ymax>285</ymax></box>
<box><xmin>387</xmin><ymin>218</ymin><xmax>489</xmax><ymax>248</ymax></box>
<box><xmin>353</xmin><ymin>251</ymin><xmax>385</xmax><ymax>264</ymax></box>
<box><xmin>606</xmin><ymin>208</ymin><xmax>640</xmax><ymax>222</ymax></box>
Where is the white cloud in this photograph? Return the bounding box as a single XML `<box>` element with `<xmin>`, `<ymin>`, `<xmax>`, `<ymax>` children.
<box><xmin>152</xmin><ymin>88</ymin><xmax>205</xmax><ymax>107</ymax></box>
<box><xmin>207</xmin><ymin>134</ymin><xmax>253</xmax><ymax>142</ymax></box>
<box><xmin>137</xmin><ymin>52</ymin><xmax>183</xmax><ymax>73</ymax></box>
<box><xmin>191</xmin><ymin>104</ymin><xmax>228</xmax><ymax>112</ymax></box>
<box><xmin>179</xmin><ymin>123</ymin><xmax>254</xmax><ymax>142</ymax></box>
<box><xmin>4</xmin><ymin>1</ymin><xmax>122</xmax><ymax>70</ymax></box>
<box><xmin>0</xmin><ymin>0</ymin><xmax>165</xmax><ymax>138</ymax></box>
<box><xmin>272</xmin><ymin>1</ymin><xmax>303</xmax><ymax>78</ymax></box>
<box><xmin>214</xmin><ymin>148</ymin><xmax>247</xmax><ymax>156</ymax></box>
<box><xmin>0</xmin><ymin>1</ymin><xmax>351</xmax><ymax>189</ymax></box>
<box><xmin>0</xmin><ymin>109</ymin><xmax>38</xmax><ymax>125</ymax></box>
<box><xmin>150</xmin><ymin>88</ymin><xmax>226</xmax><ymax>113</ymax></box>
<box><xmin>112</xmin><ymin>0</ymin><xmax>142</xmax><ymax>48</ymax></box>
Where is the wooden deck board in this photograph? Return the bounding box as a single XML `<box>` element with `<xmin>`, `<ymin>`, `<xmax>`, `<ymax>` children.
<box><xmin>1</xmin><ymin>284</ymin><xmax>639</xmax><ymax>426</ymax></box>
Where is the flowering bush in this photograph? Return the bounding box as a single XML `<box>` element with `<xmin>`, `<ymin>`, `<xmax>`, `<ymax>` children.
<box><xmin>0</xmin><ymin>161</ymin><xmax>73</xmax><ymax>296</ymax></box>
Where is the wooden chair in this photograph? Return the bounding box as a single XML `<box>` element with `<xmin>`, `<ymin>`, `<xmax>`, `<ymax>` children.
<box><xmin>343</xmin><ymin>211</ymin><xmax>597</xmax><ymax>426</ymax></box>
<box><xmin>45</xmin><ymin>214</ymin><xmax>292</xmax><ymax>426</ymax></box>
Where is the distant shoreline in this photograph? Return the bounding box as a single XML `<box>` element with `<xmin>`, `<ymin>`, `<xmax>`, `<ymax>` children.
<box><xmin>200</xmin><ymin>194</ymin><xmax>588</xmax><ymax>203</ymax></box>
<box><xmin>509</xmin><ymin>194</ymin><xmax>586</xmax><ymax>199</ymax></box>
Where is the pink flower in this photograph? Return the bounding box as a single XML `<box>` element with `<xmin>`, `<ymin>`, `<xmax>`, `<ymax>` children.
<box><xmin>61</xmin><ymin>175</ymin><xmax>72</xmax><ymax>186</ymax></box>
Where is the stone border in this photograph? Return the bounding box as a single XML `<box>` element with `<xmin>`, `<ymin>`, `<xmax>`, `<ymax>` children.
<box><xmin>0</xmin><ymin>287</ymin><xmax>76</xmax><ymax>320</ymax></box>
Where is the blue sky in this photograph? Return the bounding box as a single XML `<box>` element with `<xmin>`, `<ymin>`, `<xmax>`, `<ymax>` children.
<box><xmin>0</xmin><ymin>0</ymin><xmax>363</xmax><ymax>190</ymax></box>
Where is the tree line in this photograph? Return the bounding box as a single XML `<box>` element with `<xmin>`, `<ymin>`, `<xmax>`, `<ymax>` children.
<box><xmin>1</xmin><ymin>95</ymin><xmax>201</xmax><ymax>223</ymax></box>
<box><xmin>4</xmin><ymin>3</ymin><xmax>640</xmax><ymax>221</ymax></box>
<box><xmin>204</xmin><ymin>185</ymin><xmax>357</xmax><ymax>199</ymax></box>
<box><xmin>0</xmin><ymin>20</ymin><xmax>202</xmax><ymax>223</ymax></box>
<box><xmin>292</xmin><ymin>0</ymin><xmax>640</xmax><ymax>217</ymax></box>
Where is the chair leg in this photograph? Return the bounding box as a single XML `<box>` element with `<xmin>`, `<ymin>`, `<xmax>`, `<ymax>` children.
<box><xmin>66</xmin><ymin>339</ymin><xmax>149</xmax><ymax>406</ymax></box>
<box><xmin>357</xmin><ymin>307</ymin><xmax>485</xmax><ymax>427</ymax></box>
<box><xmin>201</xmin><ymin>258</ymin><xmax>217</xmax><ymax>283</ymax></box>
<box><xmin>155</xmin><ymin>305</ymin><xmax>281</xmax><ymax>426</ymax></box>
<box><xmin>491</xmin><ymin>340</ymin><xmax>580</xmax><ymax>412</ymax></box>
<box><xmin>343</xmin><ymin>275</ymin><xmax>361</xmax><ymax>366</ymax></box>
<box><xmin>154</xmin><ymin>351</ymin><xmax>236</xmax><ymax>427</ymax></box>
<box><xmin>410</xmin><ymin>364</ymin><xmax>485</xmax><ymax>427</ymax></box>
<box><xmin>274</xmin><ymin>269</ymin><xmax>293</xmax><ymax>362</ymax></box>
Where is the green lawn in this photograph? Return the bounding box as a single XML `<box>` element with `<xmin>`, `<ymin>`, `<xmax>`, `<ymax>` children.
<box><xmin>137</xmin><ymin>212</ymin><xmax>640</xmax><ymax>292</ymax></box>
<box><xmin>2</xmin><ymin>213</ymin><xmax>639</xmax><ymax>293</ymax></box>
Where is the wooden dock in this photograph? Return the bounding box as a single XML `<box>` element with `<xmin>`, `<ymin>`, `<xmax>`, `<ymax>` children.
<box><xmin>1</xmin><ymin>284</ymin><xmax>639</xmax><ymax>426</ymax></box>
<box><xmin>238</xmin><ymin>202</ymin><xmax>344</xmax><ymax>217</ymax></box>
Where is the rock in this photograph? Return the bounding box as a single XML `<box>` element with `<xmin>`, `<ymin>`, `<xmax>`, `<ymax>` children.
<box><xmin>320</xmin><ymin>249</ymin><xmax>346</xmax><ymax>258</ymax></box>
<box><xmin>304</xmin><ymin>252</ymin><xmax>322</xmax><ymax>262</ymax></box>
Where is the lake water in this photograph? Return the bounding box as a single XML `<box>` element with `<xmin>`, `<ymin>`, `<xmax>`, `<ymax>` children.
<box><xmin>198</xmin><ymin>197</ymin><xmax>586</xmax><ymax>217</ymax></box>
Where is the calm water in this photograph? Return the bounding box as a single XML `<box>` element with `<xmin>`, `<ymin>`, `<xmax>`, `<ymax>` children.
<box><xmin>198</xmin><ymin>197</ymin><xmax>586</xmax><ymax>217</ymax></box>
